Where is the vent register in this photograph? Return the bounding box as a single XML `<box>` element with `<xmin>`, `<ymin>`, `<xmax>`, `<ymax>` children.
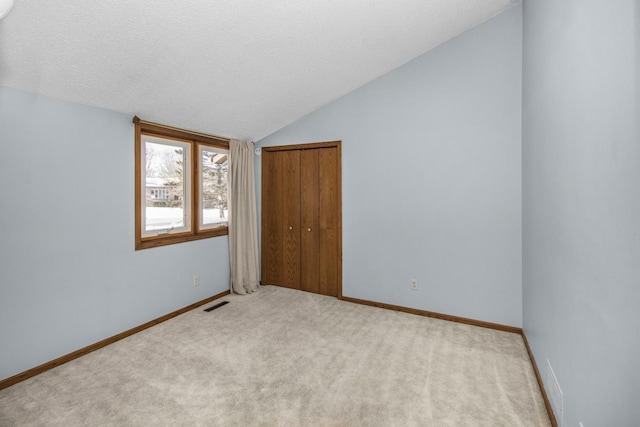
<box><xmin>204</xmin><ymin>301</ymin><xmax>229</xmax><ymax>312</ymax></box>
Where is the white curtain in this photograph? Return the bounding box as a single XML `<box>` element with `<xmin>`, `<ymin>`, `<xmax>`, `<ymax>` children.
<box><xmin>228</xmin><ymin>139</ymin><xmax>260</xmax><ymax>294</ymax></box>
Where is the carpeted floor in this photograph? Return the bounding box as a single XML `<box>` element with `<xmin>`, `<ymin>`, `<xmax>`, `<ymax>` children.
<box><xmin>0</xmin><ymin>286</ymin><xmax>550</xmax><ymax>426</ymax></box>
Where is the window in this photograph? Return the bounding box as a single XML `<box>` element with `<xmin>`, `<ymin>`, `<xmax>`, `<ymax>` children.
<box><xmin>134</xmin><ymin>117</ymin><xmax>229</xmax><ymax>249</ymax></box>
<box><xmin>150</xmin><ymin>188</ymin><xmax>169</xmax><ymax>200</ymax></box>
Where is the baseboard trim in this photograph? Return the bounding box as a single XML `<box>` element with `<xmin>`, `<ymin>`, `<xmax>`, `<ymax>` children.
<box><xmin>0</xmin><ymin>290</ymin><xmax>230</xmax><ymax>391</ymax></box>
<box><xmin>340</xmin><ymin>295</ymin><xmax>523</xmax><ymax>334</ymax></box>
<box><xmin>521</xmin><ymin>333</ymin><xmax>559</xmax><ymax>427</ymax></box>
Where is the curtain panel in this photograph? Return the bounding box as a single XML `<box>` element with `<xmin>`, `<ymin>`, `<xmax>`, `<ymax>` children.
<box><xmin>228</xmin><ymin>139</ymin><xmax>260</xmax><ymax>294</ymax></box>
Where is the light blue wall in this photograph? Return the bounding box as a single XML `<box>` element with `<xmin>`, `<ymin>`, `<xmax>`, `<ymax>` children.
<box><xmin>0</xmin><ymin>87</ymin><xmax>230</xmax><ymax>381</ymax></box>
<box><xmin>522</xmin><ymin>0</ymin><xmax>640</xmax><ymax>425</ymax></box>
<box><xmin>257</xmin><ymin>5</ymin><xmax>523</xmax><ymax>327</ymax></box>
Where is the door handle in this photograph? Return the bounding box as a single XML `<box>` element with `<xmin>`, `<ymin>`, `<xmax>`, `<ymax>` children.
<box><xmin>307</xmin><ymin>228</ymin><xmax>312</xmax><ymax>232</ymax></box>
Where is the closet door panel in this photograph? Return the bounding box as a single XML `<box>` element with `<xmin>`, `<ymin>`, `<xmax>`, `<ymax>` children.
<box><xmin>261</xmin><ymin>150</ymin><xmax>300</xmax><ymax>289</ymax></box>
<box><xmin>318</xmin><ymin>147</ymin><xmax>340</xmax><ymax>297</ymax></box>
<box><xmin>281</xmin><ymin>150</ymin><xmax>301</xmax><ymax>289</ymax></box>
<box><xmin>300</xmin><ymin>149</ymin><xmax>320</xmax><ymax>293</ymax></box>
<box><xmin>261</xmin><ymin>150</ymin><xmax>283</xmax><ymax>285</ymax></box>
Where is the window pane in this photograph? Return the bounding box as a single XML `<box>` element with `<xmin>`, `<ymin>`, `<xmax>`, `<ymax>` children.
<box><xmin>200</xmin><ymin>146</ymin><xmax>228</xmax><ymax>229</ymax></box>
<box><xmin>142</xmin><ymin>136</ymin><xmax>191</xmax><ymax>236</ymax></box>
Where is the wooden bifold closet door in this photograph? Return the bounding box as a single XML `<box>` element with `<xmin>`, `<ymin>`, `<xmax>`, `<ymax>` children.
<box><xmin>261</xmin><ymin>141</ymin><xmax>341</xmax><ymax>297</ymax></box>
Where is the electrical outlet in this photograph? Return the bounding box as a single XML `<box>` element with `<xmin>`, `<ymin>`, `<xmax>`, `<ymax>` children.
<box><xmin>193</xmin><ymin>276</ymin><xmax>199</xmax><ymax>286</ymax></box>
<box><xmin>411</xmin><ymin>279</ymin><xmax>418</xmax><ymax>290</ymax></box>
<box><xmin>546</xmin><ymin>359</ymin><xmax>564</xmax><ymax>427</ymax></box>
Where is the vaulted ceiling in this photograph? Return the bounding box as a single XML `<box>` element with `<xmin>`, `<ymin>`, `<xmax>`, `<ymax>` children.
<box><xmin>0</xmin><ymin>0</ymin><xmax>518</xmax><ymax>141</ymax></box>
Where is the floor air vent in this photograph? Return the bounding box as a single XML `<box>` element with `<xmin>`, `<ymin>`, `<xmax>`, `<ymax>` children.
<box><xmin>204</xmin><ymin>301</ymin><xmax>229</xmax><ymax>312</ymax></box>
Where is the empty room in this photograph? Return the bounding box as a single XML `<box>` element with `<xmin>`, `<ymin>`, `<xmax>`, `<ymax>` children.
<box><xmin>1</xmin><ymin>0</ymin><xmax>638</xmax><ymax>426</ymax></box>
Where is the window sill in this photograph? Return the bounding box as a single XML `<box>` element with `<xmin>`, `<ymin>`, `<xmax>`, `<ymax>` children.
<box><xmin>136</xmin><ymin>227</ymin><xmax>228</xmax><ymax>250</ymax></box>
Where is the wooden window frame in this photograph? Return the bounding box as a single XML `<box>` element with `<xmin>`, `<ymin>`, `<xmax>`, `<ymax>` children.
<box><xmin>134</xmin><ymin>116</ymin><xmax>229</xmax><ymax>250</ymax></box>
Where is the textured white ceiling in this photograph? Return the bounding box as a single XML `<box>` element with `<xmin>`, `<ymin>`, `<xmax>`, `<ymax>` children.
<box><xmin>0</xmin><ymin>0</ymin><xmax>518</xmax><ymax>140</ymax></box>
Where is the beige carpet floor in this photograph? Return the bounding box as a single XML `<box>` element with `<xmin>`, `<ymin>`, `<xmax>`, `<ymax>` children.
<box><xmin>0</xmin><ymin>286</ymin><xmax>550</xmax><ymax>426</ymax></box>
